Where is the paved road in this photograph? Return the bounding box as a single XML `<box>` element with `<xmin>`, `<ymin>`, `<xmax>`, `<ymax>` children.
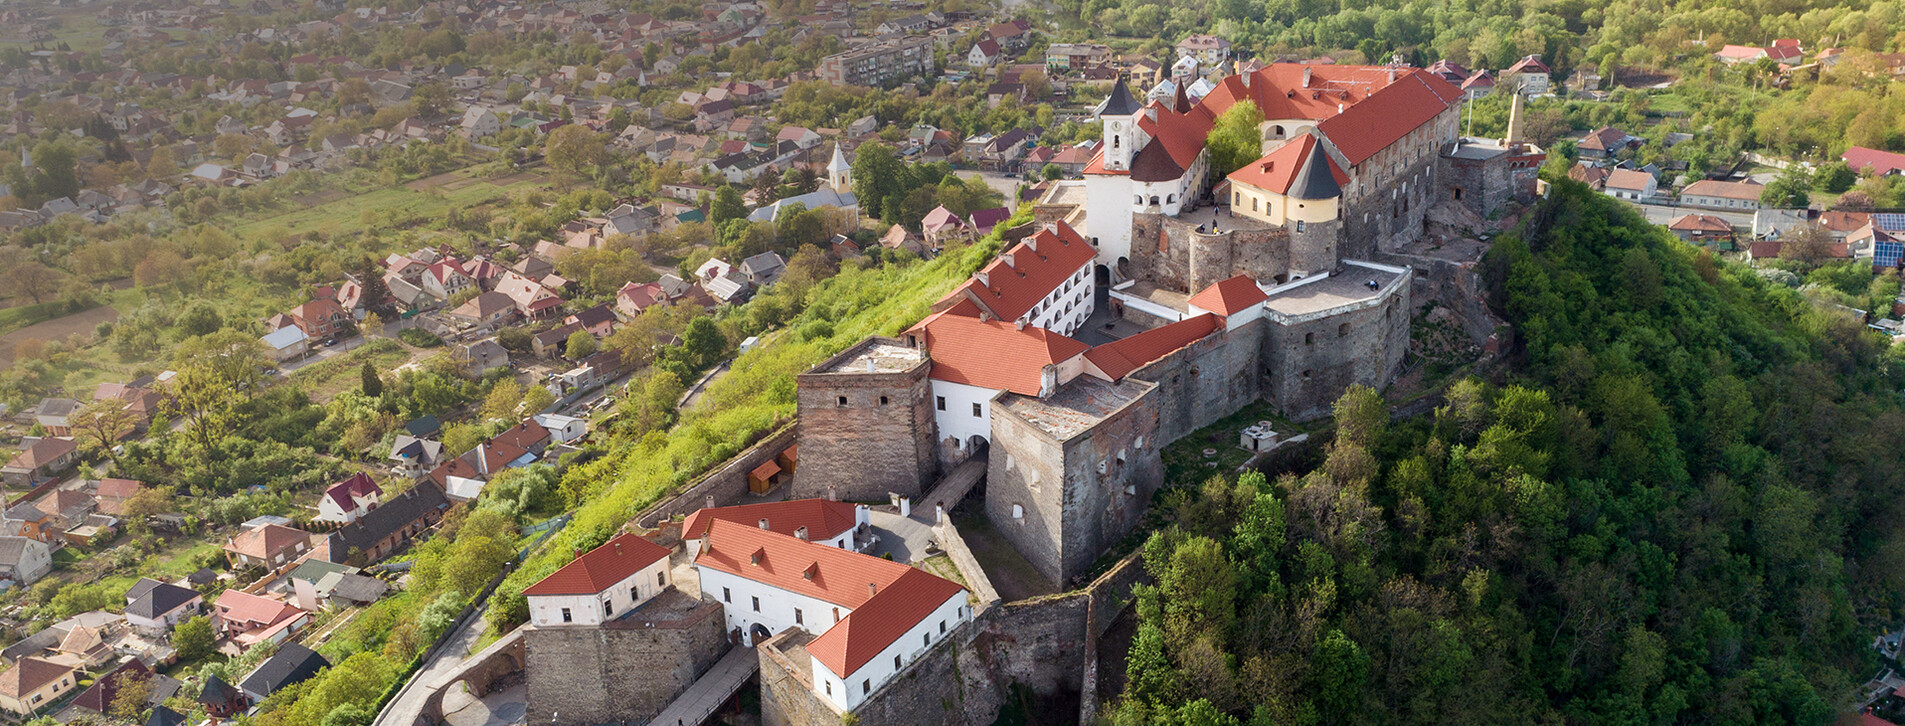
<box><xmin>375</xmin><ymin>607</ymin><xmax>489</xmax><ymax>726</ymax></box>
<box><xmin>1629</xmin><ymin>201</ymin><xmax>1759</xmax><ymax>228</ymax></box>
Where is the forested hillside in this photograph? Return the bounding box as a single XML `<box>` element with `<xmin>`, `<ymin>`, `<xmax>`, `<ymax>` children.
<box><xmin>1110</xmin><ymin>180</ymin><xmax>1905</xmax><ymax>725</ymax></box>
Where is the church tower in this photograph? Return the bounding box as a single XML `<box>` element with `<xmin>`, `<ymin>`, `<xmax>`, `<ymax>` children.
<box><xmin>827</xmin><ymin>143</ymin><xmax>852</xmax><ymax>193</ymax></box>
<box><xmin>1099</xmin><ymin>76</ymin><xmax>1145</xmax><ymax>172</ymax></box>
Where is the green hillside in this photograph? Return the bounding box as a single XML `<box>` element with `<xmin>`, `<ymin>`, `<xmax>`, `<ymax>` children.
<box><xmin>1110</xmin><ymin>180</ymin><xmax>1905</xmax><ymax>725</ymax></box>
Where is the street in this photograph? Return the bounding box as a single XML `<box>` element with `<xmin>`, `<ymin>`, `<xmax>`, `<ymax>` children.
<box><xmin>1629</xmin><ymin>200</ymin><xmax>1760</xmax><ymax>229</ymax></box>
<box><xmin>373</xmin><ymin>605</ymin><xmax>491</xmax><ymax>726</ymax></box>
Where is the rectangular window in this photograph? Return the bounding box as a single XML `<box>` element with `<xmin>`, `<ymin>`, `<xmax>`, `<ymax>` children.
<box><xmin>603</xmin><ymin>599</ymin><xmax>613</xmax><ymax>616</ymax></box>
<box><xmin>752</xmin><ymin>596</ymin><xmax>761</xmax><ymax>612</ymax></box>
<box><xmin>940</xmin><ymin>620</ymin><xmax>947</xmax><ymax>633</ymax></box>
<box><xmin>864</xmin><ymin>679</ymin><xmax>871</xmax><ymax>695</ymax></box>
<box><xmin>923</xmin><ymin>633</ymin><xmax>930</xmax><ymax>647</ymax></box>
<box><xmin>658</xmin><ymin>572</ymin><xmax>666</xmax><ymax>586</ymax></box>
<box><xmin>896</xmin><ymin>654</ymin><xmax>904</xmax><ymax>669</ymax></box>
<box><xmin>631</xmin><ymin>586</ymin><xmax>640</xmax><ymax>602</ymax></box>
<box><xmin>560</xmin><ymin>608</ymin><xmax>572</xmax><ymax>622</ymax></box>
<box><xmin>795</xmin><ymin>608</ymin><xmax>804</xmax><ymax>624</ymax></box>
<box><xmin>936</xmin><ymin>396</ymin><xmax>945</xmax><ymax>411</ymax></box>
<box><xmin>826</xmin><ymin>682</ymin><xmax>832</xmax><ymax>696</ymax></box>
<box><xmin>972</xmin><ymin>402</ymin><xmax>982</xmax><ymax>417</ymax></box>
<box><xmin>723</xmin><ymin>588</ymin><xmax>731</xmax><ymax>603</ymax></box>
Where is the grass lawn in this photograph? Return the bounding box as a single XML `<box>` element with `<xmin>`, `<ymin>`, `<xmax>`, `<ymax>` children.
<box><xmin>233</xmin><ymin>168</ymin><xmax>554</xmax><ymax>238</ymax></box>
<box><xmin>290</xmin><ymin>339</ymin><xmax>414</xmax><ymax>400</ymax></box>
<box><xmin>1645</xmin><ymin>91</ymin><xmax>1694</xmax><ymax>115</ymax></box>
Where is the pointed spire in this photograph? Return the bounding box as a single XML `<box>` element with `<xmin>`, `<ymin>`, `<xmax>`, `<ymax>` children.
<box><xmin>827</xmin><ymin>142</ymin><xmax>850</xmax><ymax>173</ymax></box>
<box><xmin>1100</xmin><ymin>74</ymin><xmax>1142</xmax><ymax>117</ymax></box>
<box><xmin>1172</xmin><ymin>81</ymin><xmax>1191</xmax><ymax>113</ymax></box>
<box><xmin>1289</xmin><ymin>136</ymin><xmax>1342</xmax><ymax>201</ymax></box>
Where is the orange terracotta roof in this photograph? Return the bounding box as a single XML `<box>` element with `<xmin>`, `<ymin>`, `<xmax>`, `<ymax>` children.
<box><xmin>682</xmin><ymin>499</ymin><xmax>858</xmax><ymax>542</ymax></box>
<box><xmin>1225</xmin><ymin>134</ymin><xmax>1347</xmax><ymax>196</ymax></box>
<box><xmin>938</xmin><ymin>222</ymin><xmax>1097</xmax><ymax>323</ymax></box>
<box><xmin>1131</xmin><ymin>102</ymin><xmax>1216</xmax><ymax>181</ymax></box>
<box><xmin>806</xmin><ymin>567</ymin><xmax>965</xmax><ymax>677</ymax></box>
<box><xmin>1187</xmin><ymin>275</ymin><xmax>1269</xmax><ymax>315</ymax></box>
<box><xmin>213</xmin><ymin>590</ymin><xmax>305</xmax><ymax>629</ymax></box>
<box><xmin>694</xmin><ymin>519</ymin><xmax>963</xmax><ymax>677</ymax></box>
<box><xmin>524</xmin><ymin>532</ymin><xmax>671</xmax><ymax>595</ymax></box>
<box><xmin>226</xmin><ymin>524</ymin><xmax>311</xmax><ymax>559</ymax></box>
<box><xmin>1668</xmin><ymin>214</ymin><xmax>1731</xmax><ymax>233</ymax></box>
<box><xmin>1083</xmin><ymin>314</ymin><xmax>1221</xmax><ymax>381</ymax></box>
<box><xmin>1819</xmin><ymin>210</ymin><xmax>1872</xmax><ymax>233</ymax></box>
<box><xmin>919</xmin><ymin>315</ymin><xmax>1088</xmax><ymax>397</ymax></box>
<box><xmin>1198</xmin><ymin>64</ymin><xmax>1462</xmax><ymax>166</ymax></box>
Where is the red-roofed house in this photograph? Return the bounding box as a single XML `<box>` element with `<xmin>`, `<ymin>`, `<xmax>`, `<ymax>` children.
<box><xmin>1667</xmin><ymin>214</ymin><xmax>1735</xmax><ymax>244</ymax></box>
<box><xmin>1843</xmin><ymin>146</ymin><xmax>1905</xmax><ymax>177</ymax></box>
<box><xmin>288</xmin><ymin>298</ymin><xmax>350</xmax><ymax>340</ymax></box>
<box><xmin>1499</xmin><ymin>54</ymin><xmax>1551</xmax><ymax>95</ymax></box>
<box><xmin>691</xmin><ymin>518</ymin><xmax>967</xmax><ymax>709</ymax></box>
<box><xmin>314</xmin><ymin>472</ymin><xmax>382</xmax><ymax>524</ymax></box>
<box><xmin>1716</xmin><ymin>45</ymin><xmax>1768</xmax><ymax>64</ymax></box>
<box><xmin>1187</xmin><ymin>275</ymin><xmax>1270</xmax><ymax>328</ymax></box>
<box><xmin>905</xmin><ymin>309</ymin><xmax>1091</xmax><ymax>453</ymax></box>
<box><xmin>212</xmin><ymin>590</ymin><xmax>312</xmax><ymax>648</ymax></box>
<box><xmin>224</xmin><ymin>523</ymin><xmax>313</xmax><ymax>569</ymax></box>
<box><xmin>3</xmin><ymin>438</ymin><xmax>78</xmax><ymax>487</ymax></box>
<box><xmin>616</xmin><ymin>281</ymin><xmax>668</xmax><ymax>318</ymax></box>
<box><xmin>930</xmin><ymin>221</ymin><xmax>1097</xmax><ymax>336</ymax></box>
<box><xmin>525</xmin><ymin>533</ymin><xmax>672</xmax><ymax>626</ymax></box>
<box><xmin>682</xmin><ymin>499</ymin><xmax>868</xmax><ymax>556</ymax></box>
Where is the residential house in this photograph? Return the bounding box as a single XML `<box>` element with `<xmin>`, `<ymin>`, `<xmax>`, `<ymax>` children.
<box><xmin>0</xmin><ymin>537</ymin><xmax>52</xmax><ymax>586</ymax></box>
<box><xmin>1045</xmin><ymin>43</ymin><xmax>1111</xmax><ymax>71</ymax></box>
<box><xmin>196</xmin><ymin>675</ymin><xmax>247</xmax><ymax>717</ymax></box>
<box><xmin>31</xmin><ymin>398</ymin><xmax>77</xmax><ymax>436</ymax></box>
<box><xmin>524</xmin><ymin>533</ymin><xmax>673</xmax><ymax>626</ymax></box>
<box><xmin>882</xmin><ymin>225</ymin><xmax>931</xmax><ymax>258</ymax></box>
<box><xmin>289</xmin><ymin>298</ymin><xmax>351</xmax><ymax>341</ymax></box>
<box><xmin>388</xmin><ymin>436</ymin><xmax>445</xmax><ymax>479</ymax></box>
<box><xmin>72</xmin><ymin>659</ymin><xmax>174</xmax><ymax>717</ymax></box>
<box><xmin>967</xmin><ymin>38</ymin><xmax>1001</xmax><ymax>68</ymax></box>
<box><xmin>3</xmin><ymin>438</ymin><xmax>78</xmax><ymax>487</ymax></box>
<box><xmin>1578</xmin><ymin>127</ymin><xmax>1640</xmax><ymax>161</ymax></box>
<box><xmin>1681</xmin><ymin>179</ymin><xmax>1765</xmax><ymax>210</ymax></box>
<box><xmin>124</xmin><ymin>579</ymin><xmax>202</xmax><ymax>634</ymax></box>
<box><xmin>422</xmin><ymin>259</ymin><xmax>474</xmax><ymax>301</ymax></box>
<box><xmin>985</xmin><ymin>19</ymin><xmax>1033</xmax><ymax>54</ymax></box>
<box><xmin>0</xmin><ymin>658</ymin><xmax>76</xmax><ymax>715</ymax></box>
<box><xmin>1500</xmin><ymin>54</ymin><xmax>1551</xmax><ymax>95</ymax></box>
<box><xmin>460</xmin><ymin>340</ymin><xmax>510</xmax><ymax>377</ymax></box>
<box><xmin>443</xmin><ymin>291</ymin><xmax>517</xmax><ymax>332</ymax></box>
<box><xmin>969</xmin><ymin>207</ymin><xmax>1013</xmax><ymax>236</ymax></box>
<box><xmin>496</xmin><ymin>272</ymin><xmax>565</xmax><ymax>320</ymax></box>
<box><xmin>238</xmin><ymin>643</ymin><xmax>329</xmax><ymax>704</ymax></box>
<box><xmin>212</xmin><ymin>591</ymin><xmax>311</xmax><ymax>649</ymax></box>
<box><xmin>314</xmin><ymin>473</ymin><xmax>382</xmax><ymax>524</ymax></box>
<box><xmin>566</xmin><ymin>304</ymin><xmax>618</xmax><ymax>340</ymax></box>
<box><xmin>92</xmin><ymin>478</ymin><xmax>142</xmax><ymax>516</ymax></box>
<box><xmin>322</xmin><ymin>480</ymin><xmax>450</xmax><ymax>565</ymax></box>
<box><xmin>224</xmin><ymin>523</ymin><xmax>313</xmax><ymax>570</ymax></box>
<box><xmin>287</xmin><ymin>560</ymin><xmax>389</xmax><ymax>610</ymax></box>
<box><xmin>1175</xmin><ymin>34</ymin><xmax>1232</xmax><ymax>65</ymax></box>
<box><xmin>1603</xmin><ymin>169</ymin><xmax>1658</xmax><ymax>201</ymax></box>
<box><xmin>921</xmin><ymin>206</ymin><xmax>972</xmax><ymax>247</ymax></box>
<box><xmin>1668</xmin><ymin>214</ymin><xmax>1735</xmax><ymax>244</ymax></box>
<box><xmin>691</xmin><ymin>518</ymin><xmax>968</xmax><ymax>706</ymax></box>
<box><xmin>1843</xmin><ymin>146</ymin><xmax>1905</xmax><ymax>177</ymax></box>
<box><xmin>1</xmin><ymin>504</ymin><xmax>56</xmax><ymax>542</ymax></box>
<box><xmin>261</xmin><ymin>325</ymin><xmax>310</xmax><ymax>364</ymax></box>
<box><xmin>739</xmin><ymin>252</ymin><xmax>787</xmax><ymax>287</ymax></box>
<box><xmin>532</xmin><ymin>413</ymin><xmax>588</xmax><ymax>444</ymax></box>
<box><xmin>460</xmin><ymin>106</ymin><xmax>503</xmax><ymax>139</ymax></box>
<box><xmin>616</xmin><ymin>281</ymin><xmax>668</xmax><ymax>318</ymax></box>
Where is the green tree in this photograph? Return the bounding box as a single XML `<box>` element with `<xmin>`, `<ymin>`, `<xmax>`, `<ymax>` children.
<box><xmin>1760</xmin><ymin>167</ymin><xmax>1812</xmax><ymax>208</ymax></box>
<box><xmin>1311</xmin><ymin>629</ymin><xmax>1369</xmax><ymax>721</ymax></box>
<box><xmin>176</xmin><ymin>303</ymin><xmax>223</xmax><ymax>337</ymax></box>
<box><xmin>682</xmin><ymin>317</ymin><xmax>725</xmax><ymax>368</ymax></box>
<box><xmin>165</xmin><ymin>330</ymin><xmax>271</xmax><ymax>455</ymax></box>
<box><xmin>565</xmin><ymin>329</ymin><xmax>598</xmax><ymax>359</ymax></box>
<box><xmin>360</xmin><ymin>362</ymin><xmax>383</xmax><ymax>397</ymax></box>
<box><xmin>850</xmin><ymin>143</ymin><xmax>905</xmax><ymax>224</ymax></box>
<box><xmin>173</xmin><ymin>615</ymin><xmax>215</xmax><ymax>662</ymax></box>
<box><xmin>544</xmin><ymin>125</ymin><xmax>607</xmax><ymax>174</ymax></box>
<box><xmin>481</xmin><ymin>379</ymin><xmax>523</xmax><ymax>421</ymax></box>
<box><xmin>710</xmin><ymin>186</ymin><xmax>748</xmax><ymax>225</ymax></box>
<box><xmin>1206</xmin><ymin>100</ymin><xmax>1264</xmax><ymax>178</ymax></box>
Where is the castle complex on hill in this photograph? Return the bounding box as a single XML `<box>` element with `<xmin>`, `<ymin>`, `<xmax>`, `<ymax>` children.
<box><xmin>794</xmin><ymin>60</ymin><xmax>1542</xmax><ymax>588</ymax></box>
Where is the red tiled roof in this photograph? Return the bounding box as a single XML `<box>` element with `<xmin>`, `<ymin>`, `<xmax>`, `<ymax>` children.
<box><xmin>917</xmin><ymin>314</ymin><xmax>1089</xmax><ymax>396</ymax></box>
<box><xmin>1083</xmin><ymin>314</ymin><xmax>1221</xmax><ymax>382</ymax></box>
<box><xmin>292</xmin><ymin>298</ymin><xmax>345</xmax><ymax>324</ymax></box>
<box><xmin>1843</xmin><ymin>146</ymin><xmax>1905</xmax><ymax>176</ymax></box>
<box><xmin>491</xmin><ymin>419</ymin><xmax>550</xmax><ymax>451</ymax></box>
<box><xmin>226</xmin><ymin>523</ymin><xmax>311</xmax><ymax>559</ymax></box>
<box><xmin>71</xmin><ymin>659</ymin><xmax>145</xmax><ymax>713</ymax></box>
<box><xmin>213</xmin><ymin>590</ymin><xmax>306</xmax><ymax>629</ymax></box>
<box><xmin>525</xmin><ymin>532</ymin><xmax>671</xmax><ymax>595</ymax></box>
<box><xmin>325</xmin><ymin>472</ymin><xmax>382</xmax><ymax>512</ymax></box>
<box><xmin>8</xmin><ymin>437</ymin><xmax>76</xmax><ymax>470</ymax></box>
<box><xmin>806</xmin><ymin>567</ymin><xmax>965</xmax><ymax>677</ymax></box>
<box><xmin>0</xmin><ymin>657</ymin><xmax>73</xmax><ymax>699</ymax></box>
<box><xmin>1605</xmin><ymin>169</ymin><xmax>1654</xmax><ymax>191</ymax></box>
<box><xmin>1187</xmin><ymin>275</ymin><xmax>1269</xmax><ymax>315</ymax></box>
<box><xmin>1196</xmin><ymin>64</ymin><xmax>1461</xmax><ymax>166</ymax></box>
<box><xmin>1820</xmin><ymin>211</ymin><xmax>1872</xmax><ymax>233</ymax></box>
<box><xmin>693</xmin><ymin>519</ymin><xmax>963</xmax><ymax>676</ymax></box>
<box><xmin>96</xmin><ymin>478</ymin><xmax>143</xmax><ymax>500</ymax></box>
<box><xmin>1503</xmin><ymin>54</ymin><xmax>1551</xmax><ymax>74</ymax></box>
<box><xmin>1668</xmin><ymin>214</ymin><xmax>1732</xmax><ymax>233</ymax></box>
<box><xmin>938</xmin><ymin>222</ymin><xmax>1096</xmax><ymax>323</ymax></box>
<box><xmin>1131</xmin><ymin>101</ymin><xmax>1215</xmax><ymax>181</ymax></box>
<box><xmin>682</xmin><ymin>499</ymin><xmax>859</xmax><ymax>543</ymax></box>
<box><xmin>1226</xmin><ymin>134</ymin><xmax>1347</xmax><ymax>195</ymax></box>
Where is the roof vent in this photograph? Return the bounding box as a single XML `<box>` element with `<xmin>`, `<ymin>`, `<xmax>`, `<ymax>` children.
<box><xmin>867</xmin><ymin>582</ymin><xmax>878</xmax><ymax>597</ymax></box>
<box><xmin>1015</xmin><ymin>319</ymin><xmax>1027</xmax><ymax>331</ymax></box>
<box><xmin>795</xmin><ymin>526</ymin><xmax>809</xmax><ymax>541</ymax></box>
<box><xmin>750</xmin><ymin>547</ymin><xmax>765</xmax><ymax>565</ymax></box>
<box><xmin>1001</xmin><ymin>252</ymin><xmax>1015</xmax><ymax>269</ymax></box>
<box><xmin>758</xmin><ymin>518</ymin><xmax>769</xmax><ymax>530</ymax></box>
<box><xmin>804</xmin><ymin>563</ymin><xmax>819</xmax><ymax>580</ymax></box>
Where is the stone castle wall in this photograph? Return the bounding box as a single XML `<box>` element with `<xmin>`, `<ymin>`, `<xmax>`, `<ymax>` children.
<box><xmin>636</xmin><ymin>424</ymin><xmax>800</xmax><ymax>528</ymax></box>
<box><xmin>1127</xmin><ymin>319</ymin><xmax>1267</xmax><ymax>447</ymax></box>
<box><xmin>1260</xmin><ymin>274</ymin><xmax>1413</xmax><ymax>421</ymax></box>
<box><xmin>790</xmin><ymin>339</ymin><xmax>937</xmax><ymax>501</ymax></box>
<box><xmin>523</xmin><ymin>596</ymin><xmax>729</xmax><ymax>725</ymax></box>
<box><xmin>1129</xmin><ymin>214</ymin><xmax>1292</xmax><ymax>294</ymax></box>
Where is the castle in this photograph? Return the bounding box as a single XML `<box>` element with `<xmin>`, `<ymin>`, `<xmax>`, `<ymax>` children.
<box><xmin>794</xmin><ymin>61</ymin><xmax>1540</xmax><ymax>587</ymax></box>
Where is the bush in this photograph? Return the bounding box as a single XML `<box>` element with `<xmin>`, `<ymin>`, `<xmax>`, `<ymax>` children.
<box><xmin>398</xmin><ymin>328</ymin><xmax>444</xmax><ymax>348</ymax></box>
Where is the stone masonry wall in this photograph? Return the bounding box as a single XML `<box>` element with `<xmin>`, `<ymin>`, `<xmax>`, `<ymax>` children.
<box><xmin>523</xmin><ymin>597</ymin><xmax>728</xmax><ymax>725</ymax></box>
<box><xmin>985</xmin><ymin>407</ymin><xmax>1068</xmax><ymax>587</ymax></box>
<box><xmin>1053</xmin><ymin>394</ymin><xmax>1163</xmax><ymax>586</ymax></box>
<box><xmin>1129</xmin><ymin>213</ymin><xmax>1292</xmax><ymax>294</ymax></box>
<box><xmin>1260</xmin><ymin>274</ymin><xmax>1412</xmax><ymax>421</ymax></box>
<box><xmin>791</xmin><ymin>340</ymin><xmax>937</xmax><ymax>501</ymax></box>
<box><xmin>1128</xmin><ymin>319</ymin><xmax>1266</xmax><ymax>448</ymax></box>
<box><xmin>637</xmin><ymin>424</ymin><xmax>800</xmax><ymax>528</ymax></box>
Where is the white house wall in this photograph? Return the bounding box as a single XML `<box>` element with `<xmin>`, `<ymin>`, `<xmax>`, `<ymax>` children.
<box><xmin>811</xmin><ymin>593</ymin><xmax>969</xmax><ymax>710</ymax></box>
<box><xmin>695</xmin><ymin>566</ymin><xmax>853</xmax><ymax>639</ymax></box>
<box><xmin>931</xmin><ymin>380</ymin><xmax>997</xmax><ymax>450</ymax></box>
<box><xmin>527</xmin><ymin>559</ymin><xmax>672</xmax><ymax>627</ymax></box>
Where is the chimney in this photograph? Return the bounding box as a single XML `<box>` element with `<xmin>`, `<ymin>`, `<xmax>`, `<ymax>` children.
<box><xmin>613</xmin><ymin>541</ymin><xmax>622</xmax><ymax>555</ymax></box>
<box><xmin>827</xmin><ymin>485</ymin><xmax>838</xmax><ymax>502</ymax></box>
<box><xmin>704</xmin><ymin>494</ymin><xmax>715</xmax><ymax>510</ymax></box>
<box><xmin>1000</xmin><ymin>252</ymin><xmax>1014</xmax><ymax>269</ymax></box>
<box><xmin>1242</xmin><ymin>71</ymin><xmax>1251</xmax><ymax>88</ymax></box>
<box><xmin>1015</xmin><ymin>319</ymin><xmax>1027</xmax><ymax>331</ymax></box>
<box><xmin>867</xmin><ymin>582</ymin><xmax>878</xmax><ymax>597</ymax></box>
<box><xmin>795</xmin><ymin>526</ymin><xmax>809</xmax><ymax>541</ymax></box>
<box><xmin>1024</xmin><ymin>235</ymin><xmax>1038</xmax><ymax>253</ymax></box>
<box><xmin>1387</xmin><ymin>66</ymin><xmax>1397</xmax><ymax>82</ymax></box>
<box><xmin>1144</xmin><ymin>107</ymin><xmax>1158</xmax><ymax>123</ymax></box>
<box><xmin>1504</xmin><ymin>91</ymin><xmax>1524</xmax><ymax>146</ymax></box>
<box><xmin>975</xmin><ymin>271</ymin><xmax>989</xmax><ymax>287</ymax></box>
<box><xmin>758</xmin><ymin>518</ymin><xmax>769</xmax><ymax>530</ymax></box>
<box><xmin>1302</xmin><ymin>67</ymin><xmax>1312</xmax><ymax>87</ymax></box>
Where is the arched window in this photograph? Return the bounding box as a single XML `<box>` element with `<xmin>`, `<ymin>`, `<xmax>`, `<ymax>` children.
<box><xmin>1166</xmin><ymin>194</ymin><xmax>1175</xmax><ymax>204</ymax></box>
